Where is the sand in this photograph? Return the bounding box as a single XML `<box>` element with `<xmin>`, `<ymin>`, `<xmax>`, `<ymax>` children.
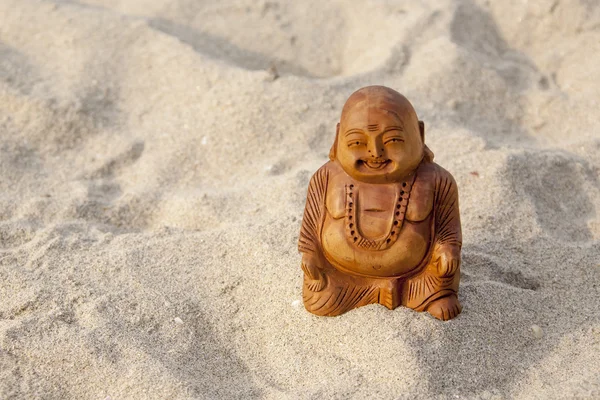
<box><xmin>1</xmin><ymin>0</ymin><xmax>599</xmax><ymax>398</ymax></box>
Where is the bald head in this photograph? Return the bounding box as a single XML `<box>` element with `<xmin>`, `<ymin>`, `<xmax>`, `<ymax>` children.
<box><xmin>341</xmin><ymin>86</ymin><xmax>419</xmax><ymax>127</ymax></box>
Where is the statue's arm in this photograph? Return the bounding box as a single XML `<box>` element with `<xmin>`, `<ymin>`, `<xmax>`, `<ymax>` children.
<box><xmin>433</xmin><ymin>167</ymin><xmax>462</xmax><ymax>276</ymax></box>
<box><xmin>298</xmin><ymin>166</ymin><xmax>329</xmax><ymax>286</ymax></box>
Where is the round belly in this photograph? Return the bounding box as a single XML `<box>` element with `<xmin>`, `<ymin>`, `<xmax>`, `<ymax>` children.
<box><xmin>321</xmin><ymin>215</ymin><xmax>432</xmax><ymax>278</ymax></box>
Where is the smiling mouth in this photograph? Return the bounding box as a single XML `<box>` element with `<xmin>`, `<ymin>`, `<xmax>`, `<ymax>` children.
<box><xmin>362</xmin><ymin>159</ymin><xmax>390</xmax><ymax>170</ymax></box>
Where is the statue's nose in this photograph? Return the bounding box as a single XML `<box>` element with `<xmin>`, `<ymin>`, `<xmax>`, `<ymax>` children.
<box><xmin>368</xmin><ymin>140</ymin><xmax>384</xmax><ymax>158</ymax></box>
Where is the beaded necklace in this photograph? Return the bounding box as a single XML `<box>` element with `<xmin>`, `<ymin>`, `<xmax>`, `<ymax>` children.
<box><xmin>344</xmin><ymin>172</ymin><xmax>417</xmax><ymax>250</ymax></box>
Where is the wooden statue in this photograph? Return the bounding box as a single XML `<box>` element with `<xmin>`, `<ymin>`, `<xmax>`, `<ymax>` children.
<box><xmin>298</xmin><ymin>86</ymin><xmax>462</xmax><ymax>320</ymax></box>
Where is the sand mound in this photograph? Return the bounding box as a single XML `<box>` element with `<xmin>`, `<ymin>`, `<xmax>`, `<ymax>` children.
<box><xmin>1</xmin><ymin>0</ymin><xmax>599</xmax><ymax>398</ymax></box>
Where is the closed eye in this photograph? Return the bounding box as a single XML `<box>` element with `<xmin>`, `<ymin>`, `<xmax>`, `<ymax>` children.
<box><xmin>384</xmin><ymin>137</ymin><xmax>404</xmax><ymax>145</ymax></box>
<box><xmin>383</xmin><ymin>127</ymin><xmax>404</xmax><ymax>145</ymax></box>
<box><xmin>347</xmin><ymin>140</ymin><xmax>366</xmax><ymax>147</ymax></box>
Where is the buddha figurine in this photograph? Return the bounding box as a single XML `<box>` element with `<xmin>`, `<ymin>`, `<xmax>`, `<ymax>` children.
<box><xmin>298</xmin><ymin>86</ymin><xmax>462</xmax><ymax>320</ymax></box>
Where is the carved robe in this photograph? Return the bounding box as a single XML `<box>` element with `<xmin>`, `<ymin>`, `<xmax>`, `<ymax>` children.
<box><xmin>298</xmin><ymin>159</ymin><xmax>461</xmax><ymax>316</ymax></box>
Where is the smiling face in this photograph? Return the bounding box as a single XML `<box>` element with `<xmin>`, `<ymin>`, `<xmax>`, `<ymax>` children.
<box><xmin>334</xmin><ymin>87</ymin><xmax>425</xmax><ymax>183</ymax></box>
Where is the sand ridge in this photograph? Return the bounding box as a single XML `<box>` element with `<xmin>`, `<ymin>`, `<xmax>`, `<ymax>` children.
<box><xmin>1</xmin><ymin>0</ymin><xmax>599</xmax><ymax>398</ymax></box>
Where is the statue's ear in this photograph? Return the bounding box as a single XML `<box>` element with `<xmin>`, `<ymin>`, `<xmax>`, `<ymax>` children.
<box><xmin>329</xmin><ymin>123</ymin><xmax>340</xmax><ymax>161</ymax></box>
<box><xmin>419</xmin><ymin>120</ymin><xmax>435</xmax><ymax>162</ymax></box>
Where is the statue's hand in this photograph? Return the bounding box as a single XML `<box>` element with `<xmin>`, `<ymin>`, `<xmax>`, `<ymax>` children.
<box><xmin>434</xmin><ymin>245</ymin><xmax>461</xmax><ymax>278</ymax></box>
<box><xmin>301</xmin><ymin>253</ymin><xmax>326</xmax><ymax>292</ymax></box>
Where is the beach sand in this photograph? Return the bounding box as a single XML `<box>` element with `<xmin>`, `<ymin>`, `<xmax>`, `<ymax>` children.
<box><xmin>1</xmin><ymin>0</ymin><xmax>599</xmax><ymax>398</ymax></box>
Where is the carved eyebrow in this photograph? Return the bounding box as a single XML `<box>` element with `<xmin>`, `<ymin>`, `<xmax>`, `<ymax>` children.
<box><xmin>344</xmin><ymin>129</ymin><xmax>365</xmax><ymax>136</ymax></box>
<box><xmin>383</xmin><ymin>125</ymin><xmax>404</xmax><ymax>132</ymax></box>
